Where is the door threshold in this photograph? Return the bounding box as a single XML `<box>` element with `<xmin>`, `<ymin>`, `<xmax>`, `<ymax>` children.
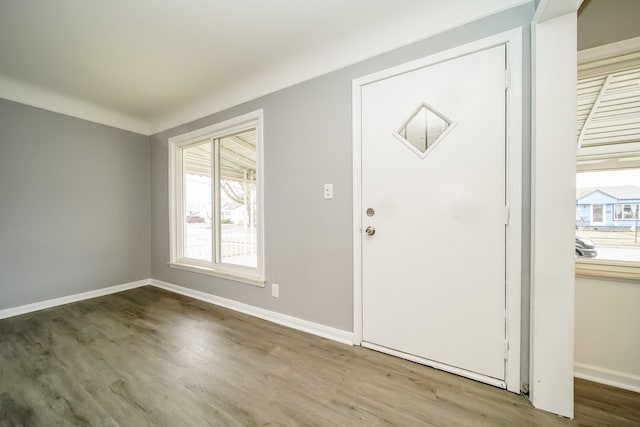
<box><xmin>362</xmin><ymin>341</ymin><xmax>507</xmax><ymax>389</ymax></box>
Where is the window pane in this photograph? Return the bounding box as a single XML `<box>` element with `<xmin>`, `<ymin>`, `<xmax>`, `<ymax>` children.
<box><xmin>183</xmin><ymin>142</ymin><xmax>212</xmax><ymax>261</ymax></box>
<box><xmin>398</xmin><ymin>103</ymin><xmax>451</xmax><ymax>154</ymax></box>
<box><xmin>614</xmin><ymin>204</ymin><xmax>623</xmax><ymax>220</ymax></box>
<box><xmin>576</xmin><ymin>169</ymin><xmax>640</xmax><ymax>262</ymax></box>
<box><xmin>218</xmin><ymin>129</ymin><xmax>257</xmax><ymax>267</ymax></box>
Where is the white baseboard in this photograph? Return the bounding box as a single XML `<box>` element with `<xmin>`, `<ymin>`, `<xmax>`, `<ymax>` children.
<box><xmin>0</xmin><ymin>277</ymin><xmax>354</xmax><ymax>347</ymax></box>
<box><xmin>0</xmin><ymin>279</ymin><xmax>151</xmax><ymax>320</ymax></box>
<box><xmin>150</xmin><ymin>279</ymin><xmax>354</xmax><ymax>346</ymax></box>
<box><xmin>575</xmin><ymin>362</ymin><xmax>640</xmax><ymax>393</ymax></box>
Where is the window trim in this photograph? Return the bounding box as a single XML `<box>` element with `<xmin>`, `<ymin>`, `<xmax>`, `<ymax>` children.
<box><xmin>576</xmin><ymin>259</ymin><xmax>640</xmax><ymax>281</ymax></box>
<box><xmin>168</xmin><ymin>110</ymin><xmax>265</xmax><ymax>286</ymax></box>
<box><xmin>576</xmin><ymin>38</ymin><xmax>640</xmax><ymax>281</ymax></box>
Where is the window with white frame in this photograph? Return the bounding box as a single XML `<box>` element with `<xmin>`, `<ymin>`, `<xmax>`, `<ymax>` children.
<box><xmin>169</xmin><ymin>110</ymin><xmax>264</xmax><ymax>285</ymax></box>
<box><xmin>576</xmin><ymin>169</ymin><xmax>640</xmax><ymax>264</ymax></box>
<box><xmin>576</xmin><ymin>41</ymin><xmax>640</xmax><ymax>279</ymax></box>
<box><xmin>614</xmin><ymin>203</ymin><xmax>640</xmax><ymax>220</ymax></box>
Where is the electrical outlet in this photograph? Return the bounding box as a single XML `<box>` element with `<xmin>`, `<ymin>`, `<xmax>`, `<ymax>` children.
<box><xmin>324</xmin><ymin>183</ymin><xmax>333</xmax><ymax>199</ymax></box>
<box><xmin>271</xmin><ymin>283</ymin><xmax>279</xmax><ymax>298</ymax></box>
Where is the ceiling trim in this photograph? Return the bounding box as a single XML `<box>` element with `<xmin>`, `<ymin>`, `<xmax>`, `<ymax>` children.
<box><xmin>533</xmin><ymin>0</ymin><xmax>582</xmax><ymax>22</ymax></box>
<box><xmin>578</xmin><ymin>35</ymin><xmax>640</xmax><ymax>64</ymax></box>
<box><xmin>147</xmin><ymin>0</ymin><xmax>533</xmax><ymax>135</ymax></box>
<box><xmin>0</xmin><ymin>74</ymin><xmax>150</xmax><ymax>135</ymax></box>
<box><xmin>0</xmin><ymin>1</ymin><xmax>532</xmax><ymax>137</ymax></box>
<box><xmin>578</xmin><ymin>37</ymin><xmax>640</xmax><ymax>77</ymax></box>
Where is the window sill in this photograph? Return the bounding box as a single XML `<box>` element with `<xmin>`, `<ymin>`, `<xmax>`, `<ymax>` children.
<box><xmin>168</xmin><ymin>262</ymin><xmax>265</xmax><ymax>287</ymax></box>
<box><xmin>576</xmin><ymin>259</ymin><xmax>640</xmax><ymax>281</ymax></box>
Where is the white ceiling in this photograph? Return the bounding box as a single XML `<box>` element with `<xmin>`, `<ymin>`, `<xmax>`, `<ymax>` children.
<box><xmin>0</xmin><ymin>0</ymin><xmax>529</xmax><ymax>135</ymax></box>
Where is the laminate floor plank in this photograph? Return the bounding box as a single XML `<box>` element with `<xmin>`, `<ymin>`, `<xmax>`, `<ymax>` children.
<box><xmin>1</xmin><ymin>286</ymin><xmax>639</xmax><ymax>426</ymax></box>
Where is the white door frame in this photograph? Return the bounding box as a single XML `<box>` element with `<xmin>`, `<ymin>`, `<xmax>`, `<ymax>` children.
<box><xmin>352</xmin><ymin>28</ymin><xmax>523</xmax><ymax>393</ymax></box>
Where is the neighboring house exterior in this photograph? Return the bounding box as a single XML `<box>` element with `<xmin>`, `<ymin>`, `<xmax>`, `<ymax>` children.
<box><xmin>221</xmin><ymin>201</ymin><xmax>245</xmax><ymax>224</ymax></box>
<box><xmin>576</xmin><ymin>185</ymin><xmax>640</xmax><ymax>228</ymax></box>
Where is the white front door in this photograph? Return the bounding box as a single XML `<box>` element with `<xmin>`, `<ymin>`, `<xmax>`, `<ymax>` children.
<box><xmin>361</xmin><ymin>45</ymin><xmax>508</xmax><ymax>384</ymax></box>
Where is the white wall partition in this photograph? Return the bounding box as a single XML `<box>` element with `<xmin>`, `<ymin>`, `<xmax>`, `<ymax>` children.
<box><xmin>530</xmin><ymin>3</ymin><xmax>580</xmax><ymax>418</ymax></box>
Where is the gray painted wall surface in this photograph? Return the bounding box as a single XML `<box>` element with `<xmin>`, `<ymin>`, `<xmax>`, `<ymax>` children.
<box><xmin>577</xmin><ymin>0</ymin><xmax>640</xmax><ymax>50</ymax></box>
<box><xmin>151</xmin><ymin>4</ymin><xmax>534</xmax><ymax>334</ymax></box>
<box><xmin>0</xmin><ymin>99</ymin><xmax>150</xmax><ymax>309</ymax></box>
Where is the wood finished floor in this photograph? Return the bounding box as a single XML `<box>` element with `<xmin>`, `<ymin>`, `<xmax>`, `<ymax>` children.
<box><xmin>0</xmin><ymin>287</ymin><xmax>638</xmax><ymax>426</ymax></box>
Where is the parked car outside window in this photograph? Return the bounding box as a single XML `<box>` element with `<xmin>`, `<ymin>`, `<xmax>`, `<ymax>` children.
<box><xmin>576</xmin><ymin>236</ymin><xmax>597</xmax><ymax>258</ymax></box>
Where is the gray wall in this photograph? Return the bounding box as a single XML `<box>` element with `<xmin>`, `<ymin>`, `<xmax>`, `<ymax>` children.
<box><xmin>577</xmin><ymin>0</ymin><xmax>640</xmax><ymax>50</ymax></box>
<box><xmin>151</xmin><ymin>3</ymin><xmax>534</xmax><ymax>334</ymax></box>
<box><xmin>0</xmin><ymin>99</ymin><xmax>150</xmax><ymax>309</ymax></box>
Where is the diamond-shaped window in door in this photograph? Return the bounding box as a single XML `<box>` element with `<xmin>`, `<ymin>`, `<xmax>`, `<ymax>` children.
<box><xmin>393</xmin><ymin>102</ymin><xmax>455</xmax><ymax>158</ymax></box>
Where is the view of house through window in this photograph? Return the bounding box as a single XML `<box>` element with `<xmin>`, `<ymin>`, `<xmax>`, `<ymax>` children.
<box><xmin>219</xmin><ymin>130</ymin><xmax>257</xmax><ymax>267</ymax></box>
<box><xmin>182</xmin><ymin>128</ymin><xmax>258</xmax><ymax>268</ymax></box>
<box><xmin>184</xmin><ymin>142</ymin><xmax>212</xmax><ymax>261</ymax></box>
<box><xmin>576</xmin><ymin>54</ymin><xmax>640</xmax><ymax>268</ymax></box>
<box><xmin>576</xmin><ymin>168</ymin><xmax>640</xmax><ymax>262</ymax></box>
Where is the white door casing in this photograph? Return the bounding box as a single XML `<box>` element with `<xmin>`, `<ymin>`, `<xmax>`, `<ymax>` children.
<box><xmin>352</xmin><ymin>29</ymin><xmax>522</xmax><ymax>393</ymax></box>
